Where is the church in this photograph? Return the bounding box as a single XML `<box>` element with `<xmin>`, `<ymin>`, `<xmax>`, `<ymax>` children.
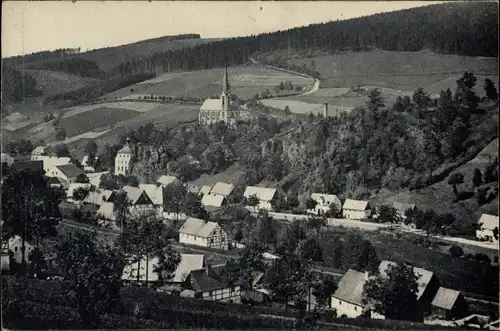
<box><xmin>198</xmin><ymin>65</ymin><xmax>240</xmax><ymax>126</ymax></box>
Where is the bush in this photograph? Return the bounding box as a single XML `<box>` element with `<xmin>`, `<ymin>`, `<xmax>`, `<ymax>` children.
<box><xmin>449</xmin><ymin>244</ymin><xmax>464</xmax><ymax>257</ymax></box>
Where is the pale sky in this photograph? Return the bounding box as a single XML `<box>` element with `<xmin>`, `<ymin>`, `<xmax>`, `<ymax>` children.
<box><xmin>2</xmin><ymin>1</ymin><xmax>444</xmax><ymax>58</ymax></box>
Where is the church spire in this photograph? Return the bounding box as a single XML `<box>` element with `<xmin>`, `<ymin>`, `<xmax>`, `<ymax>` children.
<box><xmin>222</xmin><ymin>63</ymin><xmax>230</xmax><ymax>94</ymax></box>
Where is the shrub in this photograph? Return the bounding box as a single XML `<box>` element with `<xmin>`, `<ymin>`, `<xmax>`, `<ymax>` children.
<box><xmin>449</xmin><ymin>244</ymin><xmax>464</xmax><ymax>257</ymax></box>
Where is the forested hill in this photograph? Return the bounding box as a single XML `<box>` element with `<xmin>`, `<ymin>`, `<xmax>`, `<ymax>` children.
<box><xmin>110</xmin><ymin>2</ymin><xmax>498</xmax><ymax>76</ymax></box>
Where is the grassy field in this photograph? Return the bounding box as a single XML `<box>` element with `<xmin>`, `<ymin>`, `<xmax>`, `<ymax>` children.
<box><xmin>61</xmin><ymin>101</ymin><xmax>159</xmax><ymax>118</ymax></box>
<box><xmin>279</xmin><ymin>49</ymin><xmax>498</xmax><ymax>92</ymax></box>
<box><xmin>105</xmin><ymin>66</ymin><xmax>314</xmax><ymax>101</ymax></box>
<box><xmin>26</xmin><ymin>69</ymin><xmax>102</xmax><ymax>96</ymax></box>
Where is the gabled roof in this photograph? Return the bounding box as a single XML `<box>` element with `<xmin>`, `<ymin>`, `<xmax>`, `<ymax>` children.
<box><xmin>431</xmin><ymin>287</ymin><xmax>462</xmax><ymax>311</ymax></box>
<box><xmin>121</xmin><ymin>253</ymin><xmax>204</xmax><ymax>283</ymax></box>
<box><xmin>186</xmin><ymin>268</ymin><xmax>226</xmax><ymax>292</ymax></box>
<box><xmin>343</xmin><ymin>199</ymin><xmax>370</xmax><ymax>211</ymax></box>
<box><xmin>67</xmin><ymin>183</ymin><xmax>91</xmax><ymax>198</ymax></box>
<box><xmin>378</xmin><ymin>260</ymin><xmax>434</xmax><ymax>299</ymax></box>
<box><xmin>311</xmin><ymin>193</ymin><xmax>342</xmax><ymax>208</ymax></box>
<box><xmin>478</xmin><ymin>214</ymin><xmax>499</xmax><ymax>230</ymax></box>
<box><xmin>117</xmin><ymin>145</ymin><xmax>132</xmax><ymax>154</ymax></box>
<box><xmin>139</xmin><ymin>184</ymin><xmax>164</xmax><ymax>205</ymax></box>
<box><xmin>55</xmin><ymin>164</ymin><xmax>84</xmax><ymax>178</ymax></box>
<box><xmin>244</xmin><ymin>186</ymin><xmax>277</xmax><ymax>202</ymax></box>
<box><xmin>210</xmin><ymin>182</ymin><xmax>234</xmax><ymax>197</ymax></box>
<box><xmin>157</xmin><ymin>175</ymin><xmax>179</xmax><ymax>186</ymax></box>
<box><xmin>34</xmin><ymin>156</ymin><xmax>72</xmax><ymax>171</ymax></box>
<box><xmin>10</xmin><ymin>160</ymin><xmax>43</xmax><ymax>173</ymax></box>
<box><xmin>332</xmin><ymin>269</ymin><xmax>367</xmax><ymax>306</ymax></box>
<box><xmin>122</xmin><ymin>185</ymin><xmax>152</xmax><ymax>205</ymax></box>
<box><xmin>179</xmin><ymin>217</ymin><xmax>219</xmax><ymax>238</ymax></box>
<box><xmin>393</xmin><ymin>202</ymin><xmax>416</xmax><ymax>214</ymax></box>
<box><xmin>200</xmin><ymin>185</ymin><xmax>212</xmax><ymax>195</ymax></box>
<box><xmin>32</xmin><ymin>146</ymin><xmax>45</xmax><ymax>154</ymax></box>
<box><xmin>200</xmin><ymin>99</ymin><xmax>222</xmax><ymax>111</ymax></box>
<box><xmin>47</xmin><ymin>177</ymin><xmax>63</xmax><ymax>185</ymax></box>
<box><xmin>83</xmin><ymin>189</ymin><xmax>115</xmax><ymax>206</ymax></box>
<box><xmin>97</xmin><ymin>201</ymin><xmax>115</xmax><ymax>220</ymax></box>
<box><xmin>87</xmin><ymin>171</ymin><xmax>109</xmax><ymax>187</ymax></box>
<box><xmin>201</xmin><ymin>194</ymin><xmax>226</xmax><ymax>208</ymax></box>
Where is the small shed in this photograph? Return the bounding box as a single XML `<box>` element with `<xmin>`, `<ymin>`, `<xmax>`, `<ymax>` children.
<box><xmin>431</xmin><ymin>287</ymin><xmax>469</xmax><ymax>320</ymax></box>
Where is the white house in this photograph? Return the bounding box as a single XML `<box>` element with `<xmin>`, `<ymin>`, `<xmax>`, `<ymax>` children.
<box><xmin>199</xmin><ymin>185</ymin><xmax>212</xmax><ymax>196</ymax></box>
<box><xmin>81</xmin><ymin>155</ymin><xmax>99</xmax><ymax>172</ymax></box>
<box><xmin>46</xmin><ymin>164</ymin><xmax>84</xmax><ymax>186</ymax></box>
<box><xmin>8</xmin><ymin>235</ymin><xmax>34</xmax><ymax>264</ymax></box>
<box><xmin>243</xmin><ymin>186</ymin><xmax>277</xmax><ymax>211</ymax></box>
<box><xmin>476</xmin><ymin>213</ymin><xmax>499</xmax><ymax>243</ymax></box>
<box><xmin>97</xmin><ymin>201</ymin><xmax>116</xmax><ymax>221</ymax></box>
<box><xmin>209</xmin><ymin>182</ymin><xmax>235</xmax><ymax>199</ymax></box>
<box><xmin>1</xmin><ymin>153</ymin><xmax>15</xmax><ymax>166</ymax></box>
<box><xmin>122</xmin><ymin>185</ymin><xmax>155</xmax><ymax>215</ymax></box>
<box><xmin>139</xmin><ymin>183</ymin><xmax>165</xmax><ymax>213</ymax></box>
<box><xmin>121</xmin><ymin>253</ymin><xmax>205</xmax><ymax>285</ymax></box>
<box><xmin>32</xmin><ymin>155</ymin><xmax>72</xmax><ymax>172</ymax></box>
<box><xmin>66</xmin><ymin>183</ymin><xmax>92</xmax><ymax>202</ymax></box>
<box><xmin>157</xmin><ymin>175</ymin><xmax>180</xmax><ymax>187</ymax></box>
<box><xmin>201</xmin><ymin>194</ymin><xmax>227</xmax><ymax>212</ymax></box>
<box><xmin>331</xmin><ymin>269</ymin><xmax>369</xmax><ymax>318</ymax></box>
<box><xmin>114</xmin><ymin>139</ymin><xmax>133</xmax><ymax>176</ymax></box>
<box><xmin>307</xmin><ymin>193</ymin><xmax>342</xmax><ymax>216</ymax></box>
<box><xmin>342</xmin><ymin>199</ymin><xmax>371</xmax><ymax>220</ymax></box>
<box><xmin>179</xmin><ymin>218</ymin><xmax>229</xmax><ymax>250</ymax></box>
<box><xmin>83</xmin><ymin>188</ymin><xmax>115</xmax><ymax>206</ymax></box>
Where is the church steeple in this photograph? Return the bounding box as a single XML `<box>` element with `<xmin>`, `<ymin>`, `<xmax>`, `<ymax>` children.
<box><xmin>222</xmin><ymin>63</ymin><xmax>230</xmax><ymax>94</ymax></box>
<box><xmin>221</xmin><ymin>63</ymin><xmax>230</xmax><ymax>112</ymax></box>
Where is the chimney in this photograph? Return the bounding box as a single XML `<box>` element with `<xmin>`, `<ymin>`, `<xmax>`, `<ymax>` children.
<box><xmin>323</xmin><ymin>103</ymin><xmax>329</xmax><ymax>118</ymax></box>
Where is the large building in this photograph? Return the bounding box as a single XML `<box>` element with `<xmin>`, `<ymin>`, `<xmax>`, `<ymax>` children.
<box><xmin>114</xmin><ymin>137</ymin><xmax>134</xmax><ymax>176</ymax></box>
<box><xmin>198</xmin><ymin>65</ymin><xmax>240</xmax><ymax>126</ymax></box>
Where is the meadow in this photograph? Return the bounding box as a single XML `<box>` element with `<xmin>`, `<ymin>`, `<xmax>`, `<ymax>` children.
<box><xmin>26</xmin><ymin>69</ymin><xmax>102</xmax><ymax>96</ymax></box>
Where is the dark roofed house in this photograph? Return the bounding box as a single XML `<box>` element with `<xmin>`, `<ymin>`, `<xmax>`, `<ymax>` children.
<box><xmin>431</xmin><ymin>287</ymin><xmax>469</xmax><ymax>320</ymax></box>
<box><xmin>181</xmin><ymin>264</ymin><xmax>242</xmax><ymax>303</ymax></box>
<box><xmin>47</xmin><ymin>164</ymin><xmax>84</xmax><ymax>186</ymax></box>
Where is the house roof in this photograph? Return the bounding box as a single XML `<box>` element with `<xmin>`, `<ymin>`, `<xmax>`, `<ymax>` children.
<box><xmin>393</xmin><ymin>202</ymin><xmax>416</xmax><ymax>214</ymax></box>
<box><xmin>67</xmin><ymin>183</ymin><xmax>91</xmax><ymax>198</ymax></box>
<box><xmin>179</xmin><ymin>217</ymin><xmax>219</xmax><ymax>238</ymax></box>
<box><xmin>87</xmin><ymin>171</ymin><xmax>108</xmax><ymax>187</ymax></box>
<box><xmin>121</xmin><ymin>253</ymin><xmax>204</xmax><ymax>283</ymax></box>
<box><xmin>83</xmin><ymin>189</ymin><xmax>115</xmax><ymax>206</ymax></box>
<box><xmin>186</xmin><ymin>268</ymin><xmax>226</xmax><ymax>292</ymax></box>
<box><xmin>311</xmin><ymin>193</ymin><xmax>342</xmax><ymax>208</ymax></box>
<box><xmin>244</xmin><ymin>186</ymin><xmax>277</xmax><ymax>202</ymax></box>
<box><xmin>139</xmin><ymin>184</ymin><xmax>164</xmax><ymax>205</ymax></box>
<box><xmin>332</xmin><ymin>269</ymin><xmax>367</xmax><ymax>306</ymax></box>
<box><xmin>201</xmin><ymin>194</ymin><xmax>225</xmax><ymax>208</ymax></box>
<box><xmin>117</xmin><ymin>145</ymin><xmax>132</xmax><ymax>154</ymax></box>
<box><xmin>200</xmin><ymin>185</ymin><xmax>212</xmax><ymax>195</ymax></box>
<box><xmin>343</xmin><ymin>199</ymin><xmax>370</xmax><ymax>211</ymax></box>
<box><xmin>10</xmin><ymin>160</ymin><xmax>43</xmax><ymax>174</ymax></box>
<box><xmin>378</xmin><ymin>260</ymin><xmax>434</xmax><ymax>299</ymax></box>
<box><xmin>55</xmin><ymin>164</ymin><xmax>84</xmax><ymax>178</ymax></box>
<box><xmin>47</xmin><ymin>177</ymin><xmax>62</xmax><ymax>185</ymax></box>
<box><xmin>478</xmin><ymin>214</ymin><xmax>499</xmax><ymax>230</ymax></box>
<box><xmin>33</xmin><ymin>156</ymin><xmax>72</xmax><ymax>171</ymax></box>
<box><xmin>122</xmin><ymin>185</ymin><xmax>151</xmax><ymax>205</ymax></box>
<box><xmin>97</xmin><ymin>201</ymin><xmax>116</xmax><ymax>220</ymax></box>
<box><xmin>32</xmin><ymin>146</ymin><xmax>45</xmax><ymax>154</ymax></box>
<box><xmin>431</xmin><ymin>287</ymin><xmax>462</xmax><ymax>311</ymax></box>
<box><xmin>210</xmin><ymin>182</ymin><xmax>234</xmax><ymax>197</ymax></box>
<box><xmin>157</xmin><ymin>175</ymin><xmax>179</xmax><ymax>186</ymax></box>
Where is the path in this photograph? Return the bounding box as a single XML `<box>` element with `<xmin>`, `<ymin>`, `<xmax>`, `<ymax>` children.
<box><xmin>250</xmin><ymin>56</ymin><xmax>320</xmax><ymax>96</ymax></box>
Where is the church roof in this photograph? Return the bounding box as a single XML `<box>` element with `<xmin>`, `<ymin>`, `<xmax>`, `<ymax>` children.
<box><xmin>223</xmin><ymin>64</ymin><xmax>230</xmax><ymax>93</ymax></box>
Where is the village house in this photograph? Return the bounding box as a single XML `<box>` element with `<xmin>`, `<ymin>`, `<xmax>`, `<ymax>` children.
<box><xmin>47</xmin><ymin>177</ymin><xmax>64</xmax><ymax>189</ymax></box>
<box><xmin>331</xmin><ymin>269</ymin><xmax>368</xmax><ymax>318</ymax></box>
<box><xmin>201</xmin><ymin>194</ymin><xmax>228</xmax><ymax>213</ymax></box>
<box><xmin>114</xmin><ymin>138</ymin><xmax>134</xmax><ymax>176</ymax></box>
<box><xmin>121</xmin><ymin>253</ymin><xmax>205</xmax><ymax>286</ymax></box>
<box><xmin>1</xmin><ymin>153</ymin><xmax>15</xmax><ymax>166</ymax></box>
<box><xmin>46</xmin><ymin>164</ymin><xmax>84</xmax><ymax>187</ymax></box>
<box><xmin>243</xmin><ymin>186</ymin><xmax>278</xmax><ymax>211</ymax></box>
<box><xmin>83</xmin><ymin>188</ymin><xmax>116</xmax><ymax>206</ymax></box>
<box><xmin>86</xmin><ymin>171</ymin><xmax>109</xmax><ymax>187</ymax></box>
<box><xmin>198</xmin><ymin>65</ymin><xmax>240</xmax><ymax>127</ymax></box>
<box><xmin>392</xmin><ymin>202</ymin><xmax>416</xmax><ymax>219</ymax></box>
<box><xmin>139</xmin><ymin>183</ymin><xmax>165</xmax><ymax>213</ymax></box>
<box><xmin>307</xmin><ymin>193</ymin><xmax>342</xmax><ymax>216</ymax></box>
<box><xmin>8</xmin><ymin>235</ymin><xmax>34</xmax><ymax>264</ymax></box>
<box><xmin>156</xmin><ymin>175</ymin><xmax>180</xmax><ymax>187</ymax></box>
<box><xmin>31</xmin><ymin>145</ymin><xmax>46</xmax><ymax>157</ymax></box>
<box><xmin>179</xmin><ymin>218</ymin><xmax>229</xmax><ymax>250</ymax></box>
<box><xmin>81</xmin><ymin>155</ymin><xmax>99</xmax><ymax>172</ymax></box>
<box><xmin>97</xmin><ymin>201</ymin><xmax>116</xmax><ymax>221</ymax></box>
<box><xmin>32</xmin><ymin>155</ymin><xmax>72</xmax><ymax>172</ymax></box>
<box><xmin>475</xmin><ymin>213</ymin><xmax>499</xmax><ymax>243</ymax></box>
<box><xmin>209</xmin><ymin>182</ymin><xmax>236</xmax><ymax>200</ymax></box>
<box><xmin>431</xmin><ymin>287</ymin><xmax>469</xmax><ymax>320</ymax></box>
<box><xmin>342</xmin><ymin>199</ymin><xmax>372</xmax><ymax>220</ymax></box>
<box><xmin>199</xmin><ymin>185</ymin><xmax>212</xmax><ymax>196</ymax></box>
<box><xmin>122</xmin><ymin>185</ymin><xmax>155</xmax><ymax>215</ymax></box>
<box><xmin>181</xmin><ymin>264</ymin><xmax>242</xmax><ymax>303</ymax></box>
<box><xmin>66</xmin><ymin>183</ymin><xmax>92</xmax><ymax>202</ymax></box>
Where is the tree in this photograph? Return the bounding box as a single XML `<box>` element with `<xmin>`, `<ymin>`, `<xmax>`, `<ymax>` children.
<box><xmin>56</xmin><ymin>232</ymin><xmax>123</xmax><ymax>327</ymax></box>
<box><xmin>340</xmin><ymin>234</ymin><xmax>379</xmax><ymax>272</ymax></box>
<box><xmin>312</xmin><ymin>274</ymin><xmax>337</xmax><ymax>307</ymax></box>
<box><xmin>85</xmin><ymin>140</ymin><xmax>98</xmax><ymax>157</ymax></box>
<box><xmin>182</xmin><ymin>192</ymin><xmax>207</xmax><ymax>219</ymax></box>
<box><xmin>287</xmin><ymin>192</ymin><xmax>300</xmax><ymax>209</ymax></box>
<box><xmin>493</xmin><ymin>227</ymin><xmax>499</xmax><ymax>241</ymax></box>
<box><xmin>255</xmin><ymin>210</ymin><xmax>278</xmax><ymax>249</ymax></box>
<box><xmin>455</xmin><ymin>71</ymin><xmax>479</xmax><ymax>109</ymax></box>
<box><xmin>56</xmin><ymin>127</ymin><xmax>67</xmax><ymax>141</ymax></box>
<box><xmin>305</xmin><ymin>197</ymin><xmax>318</xmax><ymax>211</ymax></box>
<box><xmin>483</xmin><ymin>158</ymin><xmax>499</xmax><ymax>183</ymax></box>
<box><xmin>284</xmin><ymin>105</ymin><xmax>292</xmax><ymax>120</ymax></box>
<box><xmin>412</xmin><ymin>88</ymin><xmax>432</xmax><ymax>109</ymax></box>
<box><xmin>227</xmin><ymin>242</ymin><xmax>266</xmax><ymax>290</ymax></box>
<box><xmin>163</xmin><ymin>182</ymin><xmax>186</xmax><ymax>221</ymax></box>
<box><xmin>73</xmin><ymin>187</ymin><xmax>90</xmax><ymax>202</ymax></box>
<box><xmin>377</xmin><ymin>205</ymin><xmax>399</xmax><ymax>227</ymax></box>
<box><xmin>367</xmin><ymin>88</ymin><xmax>385</xmax><ymax>112</ymax></box>
<box><xmin>448</xmin><ymin>172</ymin><xmax>464</xmax><ymax>202</ymax></box>
<box><xmin>113</xmin><ymin>190</ymin><xmax>131</xmax><ymax>230</ymax></box>
<box><xmin>278</xmin><ymin>220</ymin><xmax>307</xmax><ymax>255</ymax></box>
<box><xmin>153</xmin><ymin>245</ymin><xmax>181</xmax><ymax>285</ymax></box>
<box><xmin>54</xmin><ymin>144</ymin><xmax>70</xmax><ymax>157</ymax></box>
<box><xmin>299</xmin><ymin>237</ymin><xmax>323</xmax><ymax>262</ymax></box>
<box><xmin>246</xmin><ymin>194</ymin><xmax>260</xmax><ymax>210</ymax></box>
<box><xmin>393</xmin><ymin>96</ymin><xmax>405</xmax><ymax>112</ymax></box>
<box><xmin>438</xmin><ymin>89</ymin><xmax>453</xmax><ymax>109</ymax></box>
<box><xmin>76</xmin><ymin>173</ymin><xmax>90</xmax><ymax>183</ymax></box>
<box><xmin>449</xmin><ymin>245</ymin><xmax>464</xmax><ymax>257</ymax></box>
<box><xmin>473</xmin><ymin>168</ymin><xmax>483</xmax><ymax>187</ymax></box>
<box><xmin>484</xmin><ymin>79</ymin><xmax>498</xmax><ymax>100</ymax></box>
<box><xmin>363</xmin><ymin>263</ymin><xmax>420</xmax><ymax>321</ymax></box>
<box><xmin>307</xmin><ymin>216</ymin><xmax>327</xmax><ymax>238</ymax></box>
